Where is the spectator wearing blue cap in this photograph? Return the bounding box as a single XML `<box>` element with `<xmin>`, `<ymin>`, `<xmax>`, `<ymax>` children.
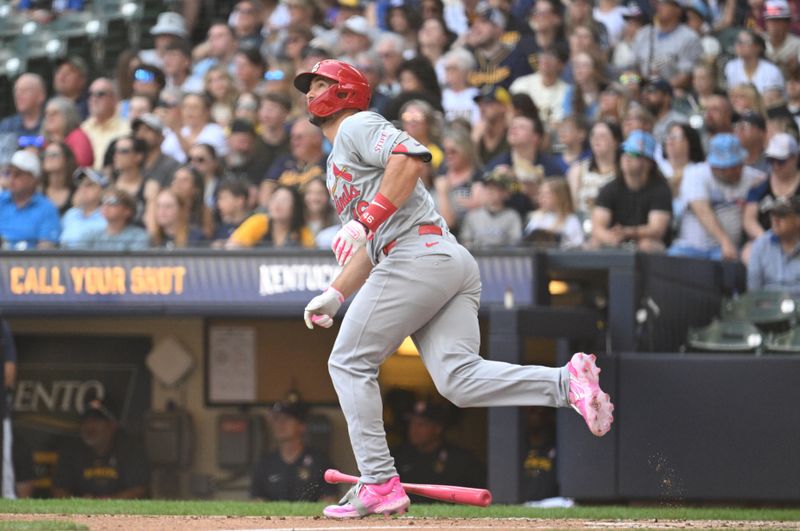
<box><xmin>590</xmin><ymin>130</ymin><xmax>673</xmax><ymax>251</ymax></box>
<box><xmin>669</xmin><ymin>133</ymin><xmax>760</xmax><ymax>260</ymax></box>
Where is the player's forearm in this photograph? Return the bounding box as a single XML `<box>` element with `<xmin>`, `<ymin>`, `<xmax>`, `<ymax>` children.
<box><xmin>331</xmin><ymin>248</ymin><xmax>373</xmax><ymax>298</ymax></box>
<box><xmin>376</xmin><ymin>155</ymin><xmax>428</xmax><ymax>209</ymax></box>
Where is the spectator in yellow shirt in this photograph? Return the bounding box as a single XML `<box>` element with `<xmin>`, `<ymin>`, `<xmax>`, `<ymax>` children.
<box><xmin>226</xmin><ymin>185</ymin><xmax>314</xmax><ymax>248</ymax></box>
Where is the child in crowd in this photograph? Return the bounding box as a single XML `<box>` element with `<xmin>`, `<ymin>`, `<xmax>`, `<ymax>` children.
<box><xmin>524</xmin><ymin>177</ymin><xmax>585</xmax><ymax>248</ymax></box>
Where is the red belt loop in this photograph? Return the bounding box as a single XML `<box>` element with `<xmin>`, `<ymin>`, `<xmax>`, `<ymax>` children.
<box><xmin>382</xmin><ymin>224</ymin><xmax>443</xmax><ymax>255</ymax></box>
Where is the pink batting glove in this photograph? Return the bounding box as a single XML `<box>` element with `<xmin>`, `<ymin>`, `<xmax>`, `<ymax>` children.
<box><xmin>331</xmin><ymin>220</ymin><xmax>368</xmax><ymax>266</ymax></box>
<box><xmin>304</xmin><ymin>287</ymin><xmax>345</xmax><ymax>330</ymax></box>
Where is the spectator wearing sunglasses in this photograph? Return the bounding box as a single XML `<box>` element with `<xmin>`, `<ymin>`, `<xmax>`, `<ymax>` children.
<box><xmin>232</xmin><ymin>0</ymin><xmax>265</xmax><ymax>52</ymax></box>
<box><xmin>591</xmin><ymin>130</ymin><xmax>673</xmax><ymax>252</ymax></box>
<box><xmin>132</xmin><ymin>113</ymin><xmax>181</xmax><ymax>189</ymax></box>
<box><xmin>80</xmin><ymin>78</ymin><xmax>131</xmax><ymax>171</ymax></box>
<box><xmin>131</xmin><ymin>65</ymin><xmax>167</xmax><ymax>104</ymax></box>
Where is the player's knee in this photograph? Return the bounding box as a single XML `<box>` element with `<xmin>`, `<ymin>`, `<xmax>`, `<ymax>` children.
<box><xmin>433</xmin><ymin>380</ymin><xmax>468</xmax><ymax>407</ymax></box>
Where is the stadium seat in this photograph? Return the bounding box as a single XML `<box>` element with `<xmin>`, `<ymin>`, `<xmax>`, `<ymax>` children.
<box><xmin>764</xmin><ymin>327</ymin><xmax>800</xmax><ymax>354</ymax></box>
<box><xmin>720</xmin><ymin>290</ymin><xmax>796</xmax><ymax>333</ymax></box>
<box><xmin>686</xmin><ymin>319</ymin><xmax>763</xmax><ymax>353</ymax></box>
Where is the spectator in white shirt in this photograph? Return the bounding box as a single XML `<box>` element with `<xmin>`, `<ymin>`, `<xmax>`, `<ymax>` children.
<box><xmin>724</xmin><ymin>29</ymin><xmax>785</xmax><ymax>95</ymax></box>
<box><xmin>441</xmin><ymin>48</ymin><xmax>480</xmax><ymax>127</ymax></box>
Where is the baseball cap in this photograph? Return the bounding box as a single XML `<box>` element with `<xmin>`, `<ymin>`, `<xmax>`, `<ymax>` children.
<box><xmin>621</xmin><ymin>1</ymin><xmax>645</xmax><ymax>18</ymax></box>
<box><xmin>131</xmin><ymin>113</ymin><xmax>165</xmax><ymax>134</ymax></box>
<box><xmin>621</xmin><ymin>129</ymin><xmax>657</xmax><ymax>160</ymax></box>
<box><xmin>81</xmin><ymin>398</ymin><xmax>117</xmax><ymax>422</ymax></box>
<box><xmin>150</xmin><ymin>11</ymin><xmax>188</xmax><ymax>38</ymax></box>
<box><xmin>230</xmin><ymin>118</ymin><xmax>256</xmax><ymax>135</ymax></box>
<box><xmin>56</xmin><ymin>55</ymin><xmax>89</xmax><ymax>77</ymax></box>
<box><xmin>473</xmin><ymin>84</ymin><xmax>512</xmax><ymax>106</ymax></box>
<box><xmin>766</xmin><ymin>195</ymin><xmax>800</xmax><ymax>215</ymax></box>
<box><xmin>733</xmin><ymin>110</ymin><xmax>766</xmax><ymax>130</ymax></box>
<box><xmin>102</xmin><ymin>189</ymin><xmax>137</xmax><ymax>212</ymax></box>
<box><xmin>342</xmin><ymin>15</ymin><xmax>371</xmax><ymax>37</ymax></box>
<box><xmin>9</xmin><ymin>150</ymin><xmax>41</xmax><ymax>178</ymax></box>
<box><xmin>406</xmin><ymin>400</ymin><xmax>449</xmax><ymax>424</ymax></box>
<box><xmin>72</xmin><ymin>167</ymin><xmax>109</xmax><ymax>188</ymax></box>
<box><xmin>707</xmin><ymin>133</ymin><xmax>747</xmax><ymax>168</ymax></box>
<box><xmin>764</xmin><ymin>0</ymin><xmax>791</xmax><ymax>19</ymax></box>
<box><xmin>473</xmin><ymin>1</ymin><xmax>507</xmax><ymax>28</ymax></box>
<box><xmin>272</xmin><ymin>397</ymin><xmax>308</xmax><ymax>422</ymax></box>
<box><xmin>765</xmin><ymin>132</ymin><xmax>800</xmax><ymax>159</ymax></box>
<box><xmin>644</xmin><ymin>77</ymin><xmax>673</xmax><ymax>97</ymax></box>
<box><xmin>683</xmin><ymin>0</ymin><xmax>711</xmax><ymax>20</ymax></box>
<box><xmin>483</xmin><ymin>167</ymin><xmax>514</xmax><ymax>190</ymax></box>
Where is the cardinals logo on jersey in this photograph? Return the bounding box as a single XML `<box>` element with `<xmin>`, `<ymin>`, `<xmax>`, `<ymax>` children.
<box><xmin>332</xmin><ymin>163</ymin><xmax>353</xmax><ymax>182</ymax></box>
<box><xmin>329</xmin><ymin>162</ymin><xmax>361</xmax><ymax>215</ymax></box>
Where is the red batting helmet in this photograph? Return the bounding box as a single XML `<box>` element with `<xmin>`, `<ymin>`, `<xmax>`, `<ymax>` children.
<box><xmin>293</xmin><ymin>59</ymin><xmax>371</xmax><ymax>118</ymax></box>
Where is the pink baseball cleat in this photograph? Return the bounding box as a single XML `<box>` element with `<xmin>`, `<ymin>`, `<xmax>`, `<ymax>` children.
<box><xmin>323</xmin><ymin>476</ymin><xmax>410</xmax><ymax>519</ymax></box>
<box><xmin>568</xmin><ymin>352</ymin><xmax>615</xmax><ymax>437</ymax></box>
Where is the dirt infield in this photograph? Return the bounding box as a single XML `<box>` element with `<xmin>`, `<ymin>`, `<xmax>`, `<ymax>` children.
<box><xmin>2</xmin><ymin>514</ymin><xmax>800</xmax><ymax>530</ymax></box>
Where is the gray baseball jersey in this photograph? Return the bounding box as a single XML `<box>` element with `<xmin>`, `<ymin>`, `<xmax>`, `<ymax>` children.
<box><xmin>326</xmin><ymin>111</ymin><xmax>444</xmax><ymax>263</ymax></box>
<box><xmin>322</xmin><ymin>110</ymin><xmax>573</xmax><ymax>485</ymax></box>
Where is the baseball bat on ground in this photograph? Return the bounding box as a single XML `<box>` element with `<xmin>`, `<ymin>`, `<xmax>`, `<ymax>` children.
<box><xmin>323</xmin><ymin>468</ymin><xmax>492</xmax><ymax>507</ymax></box>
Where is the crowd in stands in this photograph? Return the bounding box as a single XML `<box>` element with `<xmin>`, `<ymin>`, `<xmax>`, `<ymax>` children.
<box><xmin>1</xmin><ymin>0</ymin><xmax>800</xmax><ymax>290</ymax></box>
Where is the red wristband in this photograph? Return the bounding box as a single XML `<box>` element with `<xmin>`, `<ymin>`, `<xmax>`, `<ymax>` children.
<box><xmin>358</xmin><ymin>193</ymin><xmax>397</xmax><ymax>233</ymax></box>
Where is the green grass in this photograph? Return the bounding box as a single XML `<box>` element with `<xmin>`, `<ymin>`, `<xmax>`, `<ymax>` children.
<box><xmin>0</xmin><ymin>500</ymin><xmax>798</xmax><ymax>522</ymax></box>
<box><xmin>0</xmin><ymin>522</ymin><xmax>86</xmax><ymax>530</ymax></box>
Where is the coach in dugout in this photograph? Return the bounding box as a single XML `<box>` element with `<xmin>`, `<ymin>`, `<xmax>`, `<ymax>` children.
<box><xmin>52</xmin><ymin>398</ymin><xmax>149</xmax><ymax>499</ymax></box>
<box><xmin>392</xmin><ymin>400</ymin><xmax>485</xmax><ymax>502</ymax></box>
<box><xmin>251</xmin><ymin>395</ymin><xmax>337</xmax><ymax>502</ymax></box>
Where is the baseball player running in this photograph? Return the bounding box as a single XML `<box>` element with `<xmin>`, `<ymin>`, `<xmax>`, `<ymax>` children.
<box><xmin>296</xmin><ymin>60</ymin><xmax>614</xmax><ymax>519</ymax></box>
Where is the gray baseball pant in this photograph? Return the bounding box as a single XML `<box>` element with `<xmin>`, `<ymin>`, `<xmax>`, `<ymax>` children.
<box><xmin>328</xmin><ymin>231</ymin><xmax>571</xmax><ymax>484</ymax></box>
